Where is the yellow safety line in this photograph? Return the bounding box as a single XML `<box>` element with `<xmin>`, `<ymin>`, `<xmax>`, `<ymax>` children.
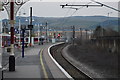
<box><xmin>40</xmin><ymin>48</ymin><xmax>49</xmax><ymax>79</ymax></box>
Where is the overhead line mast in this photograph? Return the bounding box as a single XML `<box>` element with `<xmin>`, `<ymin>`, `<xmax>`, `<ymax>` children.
<box><xmin>91</xmin><ymin>0</ymin><xmax>120</xmax><ymax>12</ymax></box>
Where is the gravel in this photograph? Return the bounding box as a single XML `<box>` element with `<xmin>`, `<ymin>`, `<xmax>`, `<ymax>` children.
<box><xmin>67</xmin><ymin>42</ymin><xmax>118</xmax><ymax>79</ymax></box>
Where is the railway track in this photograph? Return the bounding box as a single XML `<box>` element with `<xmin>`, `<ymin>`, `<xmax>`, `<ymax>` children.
<box><xmin>50</xmin><ymin>43</ymin><xmax>93</xmax><ymax>80</ymax></box>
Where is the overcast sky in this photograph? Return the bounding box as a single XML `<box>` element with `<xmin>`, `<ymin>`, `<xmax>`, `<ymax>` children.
<box><xmin>0</xmin><ymin>0</ymin><xmax>120</xmax><ymax>19</ymax></box>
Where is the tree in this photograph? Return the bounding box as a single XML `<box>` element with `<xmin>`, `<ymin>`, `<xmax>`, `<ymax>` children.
<box><xmin>93</xmin><ymin>25</ymin><xmax>105</xmax><ymax>38</ymax></box>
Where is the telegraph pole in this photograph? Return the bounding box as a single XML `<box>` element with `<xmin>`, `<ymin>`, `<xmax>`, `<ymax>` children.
<box><xmin>72</xmin><ymin>26</ymin><xmax>75</xmax><ymax>45</ymax></box>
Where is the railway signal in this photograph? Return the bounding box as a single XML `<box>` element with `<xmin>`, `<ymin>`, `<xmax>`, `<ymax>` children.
<box><xmin>58</xmin><ymin>33</ymin><xmax>62</xmax><ymax>38</ymax></box>
<box><xmin>29</xmin><ymin>7</ymin><xmax>33</xmax><ymax>47</ymax></box>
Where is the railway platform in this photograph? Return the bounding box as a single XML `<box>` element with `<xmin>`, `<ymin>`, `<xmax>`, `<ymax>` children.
<box><xmin>1</xmin><ymin>43</ymin><xmax>70</xmax><ymax>80</ymax></box>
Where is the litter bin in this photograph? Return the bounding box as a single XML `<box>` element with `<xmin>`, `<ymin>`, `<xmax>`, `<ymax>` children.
<box><xmin>7</xmin><ymin>47</ymin><xmax>11</xmax><ymax>52</ymax></box>
<box><xmin>25</xmin><ymin>43</ymin><xmax>28</xmax><ymax>48</ymax></box>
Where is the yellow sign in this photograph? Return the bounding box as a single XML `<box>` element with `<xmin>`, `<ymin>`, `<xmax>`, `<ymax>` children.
<box><xmin>9</xmin><ymin>20</ymin><xmax>16</xmax><ymax>24</ymax></box>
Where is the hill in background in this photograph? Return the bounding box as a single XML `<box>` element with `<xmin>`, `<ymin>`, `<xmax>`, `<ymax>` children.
<box><xmin>3</xmin><ymin>16</ymin><xmax>119</xmax><ymax>31</ymax></box>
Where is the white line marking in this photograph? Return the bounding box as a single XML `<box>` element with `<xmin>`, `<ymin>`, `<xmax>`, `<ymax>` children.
<box><xmin>48</xmin><ymin>42</ymin><xmax>74</xmax><ymax>80</ymax></box>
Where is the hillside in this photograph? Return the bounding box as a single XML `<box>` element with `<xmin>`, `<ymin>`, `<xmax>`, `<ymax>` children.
<box><xmin>89</xmin><ymin>20</ymin><xmax>119</xmax><ymax>31</ymax></box>
<box><xmin>2</xmin><ymin>16</ymin><xmax>119</xmax><ymax>31</ymax></box>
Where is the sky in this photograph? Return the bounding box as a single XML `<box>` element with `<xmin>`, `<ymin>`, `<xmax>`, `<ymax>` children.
<box><xmin>30</xmin><ymin>0</ymin><xmax>119</xmax><ymax>2</ymax></box>
<box><xmin>0</xmin><ymin>0</ymin><xmax>120</xmax><ymax>19</ymax></box>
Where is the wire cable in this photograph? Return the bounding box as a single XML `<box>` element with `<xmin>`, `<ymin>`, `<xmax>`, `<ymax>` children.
<box><xmin>60</xmin><ymin>2</ymin><xmax>93</xmax><ymax>30</ymax></box>
<box><xmin>50</xmin><ymin>0</ymin><xmax>77</xmax><ymax>30</ymax></box>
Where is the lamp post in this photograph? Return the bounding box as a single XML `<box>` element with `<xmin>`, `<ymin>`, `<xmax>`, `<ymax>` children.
<box><xmin>39</xmin><ymin>23</ymin><xmax>45</xmax><ymax>45</ymax></box>
<box><xmin>34</xmin><ymin>23</ymin><xmax>40</xmax><ymax>44</ymax></box>
<box><xmin>39</xmin><ymin>22</ymin><xmax>48</xmax><ymax>43</ymax></box>
<box><xmin>21</xmin><ymin>25</ymin><xmax>26</xmax><ymax>58</ymax></box>
<box><xmin>2</xmin><ymin>0</ymin><xmax>29</xmax><ymax>71</ymax></box>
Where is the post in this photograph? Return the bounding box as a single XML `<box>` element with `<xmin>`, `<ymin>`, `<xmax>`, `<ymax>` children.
<box><xmin>108</xmin><ymin>12</ymin><xmax>112</xmax><ymax>26</ymax></box>
<box><xmin>108</xmin><ymin>13</ymin><xmax>110</xmax><ymax>26</ymax></box>
<box><xmin>38</xmin><ymin>24</ymin><xmax>40</xmax><ymax>44</ymax></box>
<box><xmin>80</xmin><ymin>28</ymin><xmax>82</xmax><ymax>39</ymax></box>
<box><xmin>29</xmin><ymin>7</ymin><xmax>32</xmax><ymax>46</ymax></box>
<box><xmin>40</xmin><ymin>24</ymin><xmax>42</xmax><ymax>38</ymax></box>
<box><xmin>0</xmin><ymin>12</ymin><xmax>2</xmax><ymax>69</ymax></box>
<box><xmin>85</xmin><ymin>29</ymin><xmax>88</xmax><ymax>40</ymax></box>
<box><xmin>72</xmin><ymin>26</ymin><xmax>75</xmax><ymax>45</ymax></box>
<box><xmin>22</xmin><ymin>29</ymin><xmax>25</xmax><ymax>58</ymax></box>
<box><xmin>18</xmin><ymin>11</ymin><xmax>21</xmax><ymax>47</ymax></box>
<box><xmin>9</xmin><ymin>0</ymin><xmax>15</xmax><ymax>71</ymax></box>
<box><xmin>46</xmin><ymin>22</ymin><xmax>48</xmax><ymax>42</ymax></box>
<box><xmin>101</xmin><ymin>28</ymin><xmax>104</xmax><ymax>47</ymax></box>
